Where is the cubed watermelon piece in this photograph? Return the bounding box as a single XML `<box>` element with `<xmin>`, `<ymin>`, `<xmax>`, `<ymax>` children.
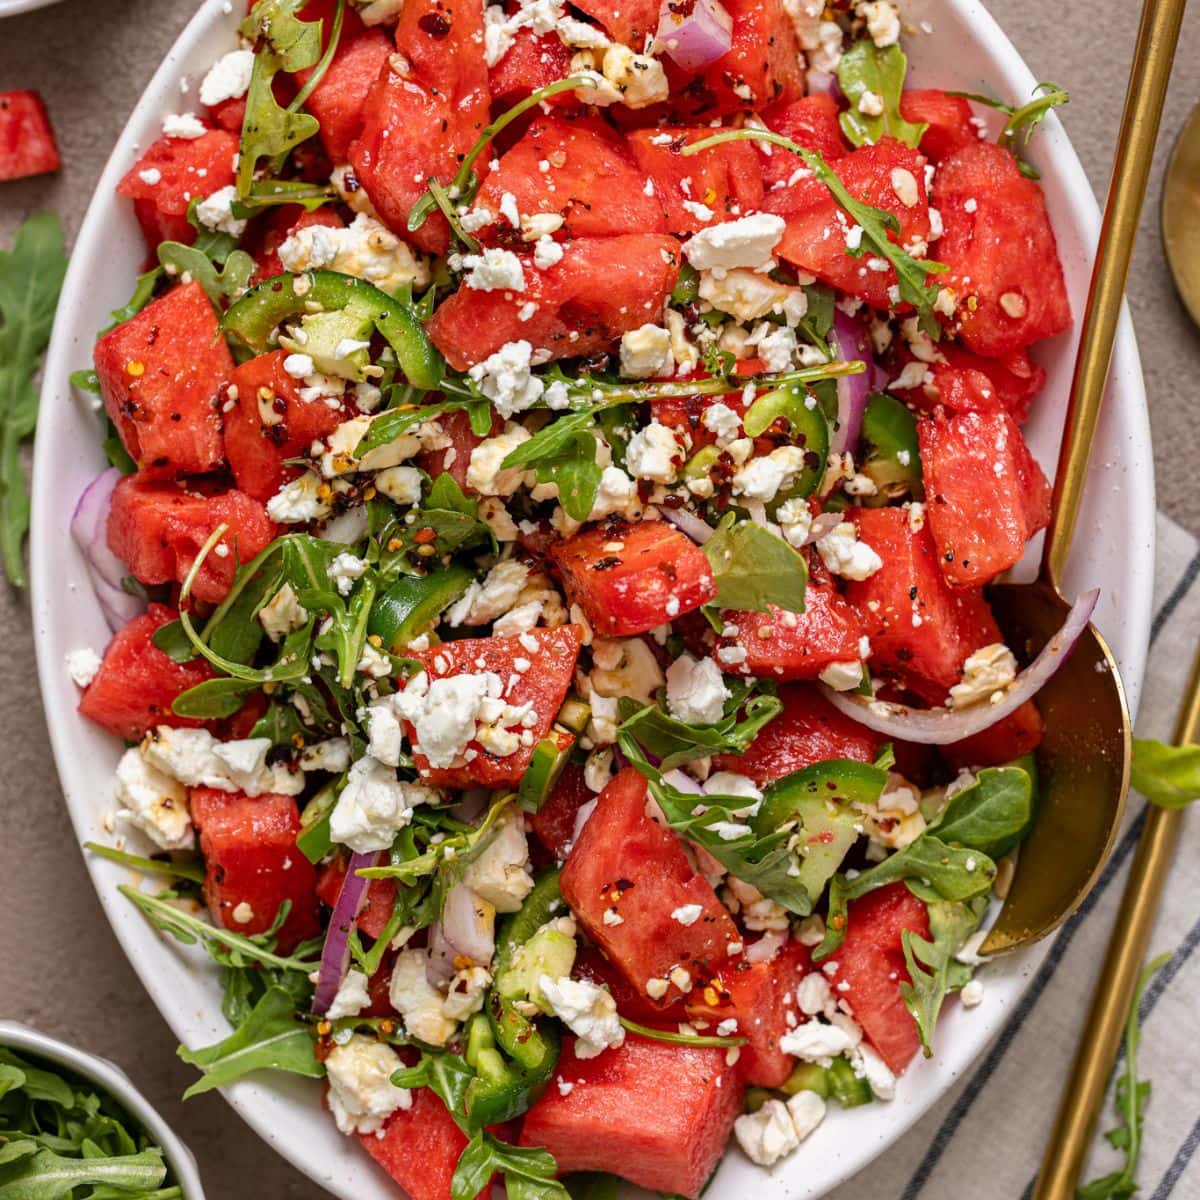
<box><xmin>0</xmin><ymin>90</ymin><xmax>60</xmax><ymax>181</ymax></box>
<box><xmin>488</xmin><ymin>28</ymin><xmax>574</xmax><ymax>107</ymax></box>
<box><xmin>899</xmin><ymin>89</ymin><xmax>979</xmax><ymax>162</ymax></box>
<box><xmin>943</xmin><ymin>699</ymin><xmax>1045</xmax><ymax>770</ymax></box>
<box><xmin>117</xmin><ymin>129</ymin><xmax>239</xmax><ymax>249</ymax></box>
<box><xmin>827</xmin><ymin>882</ymin><xmax>930</xmax><ymax>1073</ymax></box>
<box><xmin>891</xmin><ymin>344</ymin><xmax>1046</xmax><ymax>424</ymax></box>
<box><xmin>394</xmin><ymin>0</ymin><xmax>490</xmax><ymax>130</ymax></box>
<box><xmin>78</xmin><ymin>604</ymin><xmax>217</xmax><ymax>742</ymax></box>
<box><xmin>223</xmin><ymin>349</ymin><xmax>346</xmax><ymax>501</ymax></box>
<box><xmin>475</xmin><ymin>115</ymin><xmax>666</xmax><ymax>242</ymax></box>
<box><xmin>107</xmin><ymin>473</ymin><xmax>277</xmax><ymax>605</ymax></box>
<box><xmin>764</xmin><ymin>137</ymin><xmax>932</xmax><ymax>310</ymax></box>
<box><xmin>550</xmin><ymin>519</ymin><xmax>716</xmax><ymax>638</ymax></box>
<box><xmin>359</xmin><ymin>1087</ymin><xmax>486</xmax><ymax>1200</ymax></box>
<box><xmin>316</xmin><ymin>855</ymin><xmax>398</xmax><ymax>940</ymax></box>
<box><xmin>844</xmin><ymin>506</ymin><xmax>1003</xmax><ymax>701</ymax></box>
<box><xmin>919</xmin><ymin>407</ymin><xmax>1051</xmax><ymax>588</ymax></box>
<box><xmin>685</xmin><ymin>939</ymin><xmax>809</xmax><ymax>1087</ymax></box>
<box><xmin>713</xmin><ymin>586</ymin><xmax>866</xmax><ymax>682</ymax></box>
<box><xmin>190</xmin><ymin>788</ymin><xmax>321</xmax><ymax>952</ymax></box>
<box><xmin>249</xmin><ymin>206</ymin><xmax>344</xmax><ymax>285</ymax></box>
<box><xmin>402</xmin><ymin>626</ymin><xmax>583</xmax><ymax>789</ymax></box>
<box><xmin>206</xmin><ymin>96</ymin><xmax>247</xmax><ymax>132</ymax></box>
<box><xmin>760</xmin><ymin>94</ymin><xmax>849</xmax><ymax>186</ymax></box>
<box><xmin>296</xmin><ymin>29</ymin><xmax>392</xmax><ymax>161</ymax></box>
<box><xmin>569</xmin><ymin>0</ymin><xmax>659</xmax><ymax>45</ymax></box>
<box><xmin>426</xmin><ymin>234</ymin><xmax>681</xmax><ymax>370</ymax></box>
<box><xmin>711</xmin><ymin>683</ymin><xmax>879</xmax><ymax>784</ymax></box>
<box><xmin>529</xmin><ymin>761</ymin><xmax>593</xmax><ymax>860</ymax></box>
<box><xmin>520</xmin><ymin>1034</ymin><xmax>743</xmax><ymax>1198</ymax></box>
<box><xmin>627</xmin><ymin>126</ymin><xmax>762</xmax><ymax>235</ymax></box>
<box><xmin>935</xmin><ymin>140</ymin><xmax>1071</xmax><ymax>355</ymax></box>
<box><xmin>560</xmin><ymin>768</ymin><xmax>738</xmax><ymax>1005</ymax></box>
<box><xmin>93</xmin><ymin>281</ymin><xmax>231</xmax><ymax>477</ymax></box>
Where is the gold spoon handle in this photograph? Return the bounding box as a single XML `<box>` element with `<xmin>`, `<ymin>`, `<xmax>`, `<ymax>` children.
<box><xmin>1042</xmin><ymin>0</ymin><xmax>1187</xmax><ymax>588</ymax></box>
<box><xmin>1033</xmin><ymin>648</ymin><xmax>1200</xmax><ymax>1200</ymax></box>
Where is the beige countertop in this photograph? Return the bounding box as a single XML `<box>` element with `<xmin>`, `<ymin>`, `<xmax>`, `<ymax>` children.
<box><xmin>1</xmin><ymin>2</ymin><xmax>1197</xmax><ymax>1196</ymax></box>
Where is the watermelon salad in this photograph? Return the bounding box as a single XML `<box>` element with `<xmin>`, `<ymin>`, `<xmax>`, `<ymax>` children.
<box><xmin>66</xmin><ymin>0</ymin><xmax>1079</xmax><ymax>1194</ymax></box>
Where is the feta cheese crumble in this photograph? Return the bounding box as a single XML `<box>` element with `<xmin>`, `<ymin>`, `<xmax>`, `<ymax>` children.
<box><xmin>539</xmin><ymin>975</ymin><xmax>625</xmax><ymax>1059</ymax></box>
<box><xmin>324</xmin><ymin>1035</ymin><xmax>412</xmax><ymax>1135</ymax></box>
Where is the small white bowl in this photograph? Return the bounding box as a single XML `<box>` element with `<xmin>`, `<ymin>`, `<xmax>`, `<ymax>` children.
<box><xmin>0</xmin><ymin>1020</ymin><xmax>206</xmax><ymax>1199</ymax></box>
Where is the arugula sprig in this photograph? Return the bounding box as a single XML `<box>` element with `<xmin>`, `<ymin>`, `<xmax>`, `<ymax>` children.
<box><xmin>1129</xmin><ymin>736</ymin><xmax>1200</xmax><ymax>808</ymax></box>
<box><xmin>949</xmin><ymin>82</ymin><xmax>1068</xmax><ymax>179</ymax></box>
<box><xmin>702</xmin><ymin>515</ymin><xmax>809</xmax><ymax>615</ymax></box>
<box><xmin>836</xmin><ymin>40</ymin><xmax>927</xmax><ymax>149</ymax></box>
<box><xmin>1077</xmin><ymin>954</ymin><xmax>1172</xmax><ymax>1200</ymax></box>
<box><xmin>0</xmin><ymin>212</ymin><xmax>68</xmax><ymax>587</ymax></box>
<box><xmin>683</xmin><ymin>131</ymin><xmax>948</xmax><ymax>334</ymax></box>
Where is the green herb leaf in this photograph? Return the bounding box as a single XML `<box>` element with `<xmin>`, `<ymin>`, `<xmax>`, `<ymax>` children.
<box><xmin>0</xmin><ymin>213</ymin><xmax>68</xmax><ymax>587</ymax></box>
<box><xmin>836</xmin><ymin>40</ymin><xmax>927</xmax><ymax>149</ymax></box>
<box><xmin>452</xmin><ymin>1133</ymin><xmax>568</xmax><ymax>1200</ymax></box>
<box><xmin>702</xmin><ymin>516</ymin><xmax>809</xmax><ymax>614</ymax></box>
<box><xmin>500</xmin><ymin>408</ymin><xmax>607</xmax><ymax>522</ymax></box>
<box><xmin>392</xmin><ymin>1051</ymin><xmax>475</xmax><ymax>1131</ymax></box>
<box><xmin>240</xmin><ymin>0</ymin><xmax>323</xmax><ymax>70</ymax></box>
<box><xmin>926</xmin><ymin>765</ymin><xmax>1034</xmax><ymax>859</ymax></box>
<box><xmin>617</xmin><ymin>1018</ymin><xmax>745</xmax><ymax>1048</ymax></box>
<box><xmin>158</xmin><ymin>242</ymin><xmax>255</xmax><ymax>309</ymax></box>
<box><xmin>103</xmin><ymin>268</ymin><xmax>163</xmax><ymax>333</ymax></box>
<box><xmin>84</xmin><ymin>841</ymin><xmax>205</xmax><ymax>885</ymax></box>
<box><xmin>0</xmin><ymin>1146</ymin><xmax>168</xmax><ymax>1198</ymax></box>
<box><xmin>178</xmin><ymin>985</ymin><xmax>322</xmax><ymax>1098</ymax></box>
<box><xmin>1130</xmin><ymin>737</ymin><xmax>1200</xmax><ymax>808</ymax></box>
<box><xmin>236</xmin><ymin>48</ymin><xmax>319</xmax><ymax>198</ymax></box>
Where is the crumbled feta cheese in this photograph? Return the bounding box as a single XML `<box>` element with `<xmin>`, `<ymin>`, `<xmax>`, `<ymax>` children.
<box><xmin>468</xmin><ymin>340</ymin><xmax>546</xmax><ymax>417</ymax></box>
<box><xmin>327</xmin><ymin>552</ymin><xmax>368</xmax><ymax>596</ymax></box>
<box><xmin>540</xmin><ymin>975</ymin><xmax>625</xmax><ymax>1058</ymax></box>
<box><xmin>625</xmin><ymin>420</ymin><xmax>682</xmax><ymax>483</ymax></box>
<box><xmin>590</xmin><ymin>638</ymin><xmax>666</xmax><ymax>705</ymax></box>
<box><xmin>701</xmin><ymin>402</ymin><xmax>742</xmax><ymax>448</ymax></box>
<box><xmin>326</xmin><ymin>969</ymin><xmax>372</xmax><ymax>1020</ymax></box>
<box><xmin>448</xmin><ymin>560</ymin><xmax>531</xmax><ymax>627</ymax></box>
<box><xmin>817</xmin><ymin>521</ymin><xmax>883</xmax><ymax>581</ymax></box>
<box><xmin>858</xmin><ymin>89</ymin><xmax>885</xmax><ymax>116</ymax></box>
<box><xmin>374</xmin><ymin>464</ymin><xmax>423</xmax><ymax>506</ymax></box>
<box><xmin>572</xmin><ymin>44</ymin><xmax>669</xmax><ymax>108</ymax></box>
<box><xmin>732</xmin><ymin>445</ymin><xmax>809</xmax><ymax>503</ymax></box>
<box><xmin>666</xmin><ymin>653</ymin><xmax>730</xmax><ymax>725</ymax></box>
<box><xmin>199</xmin><ymin>49</ymin><xmax>255</xmax><ymax>107</ymax></box>
<box><xmin>819</xmin><ymin>660</ymin><xmax>865</xmax><ymax>691</ymax></box>
<box><xmin>466</xmin><ymin>424</ymin><xmax>532</xmax><ymax>497</ymax></box>
<box><xmin>776</xmin><ymin>497</ymin><xmax>813</xmax><ymax>548</ymax></box>
<box><xmin>114</xmin><ymin>747</ymin><xmax>193</xmax><ymax>850</ymax></box>
<box><xmin>850</xmin><ymin>1042</ymin><xmax>897</xmax><ymax>1099</ymax></box>
<box><xmin>533</xmin><ymin>235</ymin><xmax>565</xmax><ymax>269</ymax></box>
<box><xmin>65</xmin><ymin>648</ymin><xmax>102</xmax><ymax>688</ymax></box>
<box><xmin>142</xmin><ymin>727</ymin><xmax>302</xmax><ymax>797</ymax></box>
<box><xmin>960</xmin><ymin>978</ymin><xmax>985</xmax><ymax>1008</ymax></box>
<box><xmin>389</xmin><ymin>951</ymin><xmax>459</xmax><ymax>1046</ymax></box>
<box><xmin>461</xmin><ymin>810</ymin><xmax>535</xmax><ymax>912</ymax></box>
<box><xmin>857</xmin><ymin>0</ymin><xmax>901</xmax><ymax>47</ymax></box>
<box><xmin>259</xmin><ymin>582</ymin><xmax>309</xmax><ymax>642</ymax></box>
<box><xmin>299</xmin><ymin>737</ymin><xmax>352</xmax><ymax>773</ymax></box>
<box><xmin>279</xmin><ymin>212</ymin><xmax>430</xmax><ymax>293</ymax></box>
<box><xmin>948</xmin><ymin>643</ymin><xmax>1018</xmax><ymax>709</ymax></box>
<box><xmin>330</xmin><ymin>756</ymin><xmax>437</xmax><ymax>853</ymax></box>
<box><xmin>786</xmin><ymin>1090</ymin><xmax>827</xmax><ymax>1140</ymax></box>
<box><xmin>587</xmin><ymin>466</ymin><xmax>642</xmax><ymax>522</ymax></box>
<box><xmin>195</xmin><ymin>185</ymin><xmax>247</xmax><ymax>237</ymax></box>
<box><xmin>699</xmin><ymin>268</ymin><xmax>802</xmax><ymax>322</ymax></box>
<box><xmin>672</xmin><ymin>904</ymin><xmax>704</xmax><ymax>926</ymax></box>
<box><xmin>619</xmin><ymin>323</ymin><xmax>675</xmax><ymax>379</ymax></box>
<box><xmin>162</xmin><ymin>112</ymin><xmax>206</xmax><ymax>139</ymax></box>
<box><xmin>682</xmin><ymin>213</ymin><xmax>786</xmax><ymax>276</ymax></box>
<box><xmin>325</xmin><ymin>1035</ymin><xmax>412</xmax><ymax>1135</ymax></box>
<box><xmin>137</xmin><ymin>167</ymin><xmax>162</xmax><ymax>186</ymax></box>
<box><xmin>456</xmin><ymin>246</ymin><xmax>525</xmax><ymax>292</ymax></box>
<box><xmin>780</xmin><ymin>1019</ymin><xmax>858</xmax><ymax>1067</ymax></box>
<box><xmin>267</xmin><ymin>471</ymin><xmax>332</xmax><ymax>524</ymax></box>
<box><xmin>734</xmin><ymin>1099</ymin><xmax>801</xmax><ymax>1166</ymax></box>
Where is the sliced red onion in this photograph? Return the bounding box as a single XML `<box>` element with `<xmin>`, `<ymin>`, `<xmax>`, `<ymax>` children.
<box><xmin>70</xmin><ymin>469</ymin><xmax>144</xmax><ymax>632</ymax></box>
<box><xmin>656</xmin><ymin>0</ymin><xmax>733</xmax><ymax>72</ymax></box>
<box><xmin>801</xmin><ymin>512</ymin><xmax>846</xmax><ymax>547</ymax></box>
<box><xmin>806</xmin><ymin>68</ymin><xmax>838</xmax><ymax>97</ymax></box>
<box><xmin>450</xmin><ymin>789</ymin><xmax>489</xmax><ymax>824</ymax></box>
<box><xmin>571</xmin><ymin>797</ymin><xmax>599</xmax><ymax>846</ymax></box>
<box><xmin>313</xmin><ymin>850</ymin><xmax>380</xmax><ymax>1016</ymax></box>
<box><xmin>662</xmin><ymin>768</ymin><xmax>703</xmax><ymax>795</ymax></box>
<box><xmin>830</xmin><ymin>310</ymin><xmax>875</xmax><ymax>456</ymax></box>
<box><xmin>821</xmin><ymin>589</ymin><xmax>1099</xmax><ymax>745</ymax></box>
<box><xmin>427</xmin><ymin>882</ymin><xmax>496</xmax><ymax>985</ymax></box>
<box><xmin>660</xmin><ymin>505</ymin><xmax>715</xmax><ymax>545</ymax></box>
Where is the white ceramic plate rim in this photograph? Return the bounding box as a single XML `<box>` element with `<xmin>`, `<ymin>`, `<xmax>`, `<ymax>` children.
<box><xmin>30</xmin><ymin>0</ymin><xmax>1155</xmax><ymax>1196</ymax></box>
<box><xmin>0</xmin><ymin>1020</ymin><xmax>207</xmax><ymax>1198</ymax></box>
<box><xmin>0</xmin><ymin>0</ymin><xmax>65</xmax><ymax>17</ymax></box>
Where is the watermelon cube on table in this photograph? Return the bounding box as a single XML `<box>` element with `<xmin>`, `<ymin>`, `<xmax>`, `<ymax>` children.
<box><xmin>844</xmin><ymin>506</ymin><xmax>1003</xmax><ymax>702</ymax></box>
<box><xmin>106</xmin><ymin>473</ymin><xmax>276</xmax><ymax>605</ymax></box>
<box><xmin>189</xmin><ymin>788</ymin><xmax>320</xmax><ymax>953</ymax></box>
<box><xmin>712</xmin><ymin>584</ymin><xmax>866</xmax><ymax>682</ymax></box>
<box><xmin>359</xmin><ymin>1087</ymin><xmax>488</xmax><ymax>1200</ymax></box>
<box><xmin>826</xmin><ymin>882</ymin><xmax>931</xmax><ymax>1074</ymax></box>
<box><xmin>711</xmin><ymin>683</ymin><xmax>879</xmax><ymax>785</ymax></box>
<box><xmin>77</xmin><ymin>604</ymin><xmax>216</xmax><ymax>742</ymax></box>
<box><xmin>519</xmin><ymin>1034</ymin><xmax>743</xmax><ymax>1199</ymax></box>
<box><xmin>93</xmin><ymin>281</ymin><xmax>232</xmax><ymax>477</ymax></box>
<box><xmin>223</xmin><ymin>348</ymin><xmax>346</xmax><ymax>501</ymax></box>
<box><xmin>918</xmin><ymin>407</ymin><xmax>1052</xmax><ymax>588</ymax></box>
<box><xmin>425</xmin><ymin>233</ymin><xmax>681</xmax><ymax>370</ymax></box>
<box><xmin>116</xmin><ymin>128</ymin><xmax>239</xmax><ymax>249</ymax></box>
<box><xmin>685</xmin><ymin>939</ymin><xmax>810</xmax><ymax>1087</ymax></box>
<box><xmin>402</xmin><ymin>625</ymin><xmax>584</xmax><ymax>789</ymax></box>
<box><xmin>549</xmin><ymin>519</ymin><xmax>715</xmax><ymax>638</ymax></box>
<box><xmin>0</xmin><ymin>90</ymin><xmax>60</xmax><ymax>181</ymax></box>
<box><xmin>560</xmin><ymin>768</ymin><xmax>738</xmax><ymax>1006</ymax></box>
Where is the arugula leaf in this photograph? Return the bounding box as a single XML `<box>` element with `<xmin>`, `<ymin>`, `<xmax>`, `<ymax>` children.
<box><xmin>1077</xmin><ymin>954</ymin><xmax>1171</xmax><ymax>1200</ymax></box>
<box><xmin>926</xmin><ymin>765</ymin><xmax>1034</xmax><ymax>859</ymax></box>
<box><xmin>702</xmin><ymin>516</ymin><xmax>809</xmax><ymax>614</ymax></box>
<box><xmin>102</xmin><ymin>268</ymin><xmax>163</xmax><ymax>333</ymax></box>
<box><xmin>171</xmin><ymin>676</ymin><xmax>261</xmax><ymax>719</ymax></box>
<box><xmin>618</xmin><ymin>1018</ymin><xmax>744</xmax><ymax>1048</ymax></box>
<box><xmin>617</xmin><ymin>682</ymin><xmax>782</xmax><ymax>772</ymax></box>
<box><xmin>684</xmin><ymin>130</ymin><xmax>948</xmax><ymax>334</ymax></box>
<box><xmin>237</xmin><ymin>49</ymin><xmax>320</xmax><ymax>197</ymax></box>
<box><xmin>83</xmin><ymin>841</ymin><xmax>205</xmax><ymax>885</ymax></box>
<box><xmin>158</xmin><ymin>242</ymin><xmax>254</xmax><ymax>308</ymax></box>
<box><xmin>177</xmin><ymin>985</ymin><xmax>322</xmax><ymax>1098</ymax></box>
<box><xmin>0</xmin><ymin>1146</ymin><xmax>169</xmax><ymax>1197</ymax></box>
<box><xmin>452</xmin><ymin>1133</ymin><xmax>569</xmax><ymax>1200</ymax></box>
<box><xmin>836</xmin><ymin>40</ymin><xmax>927</xmax><ymax>149</ymax></box>
<box><xmin>500</xmin><ymin>408</ymin><xmax>609</xmax><ymax>522</ymax></box>
<box><xmin>1130</xmin><ymin>737</ymin><xmax>1200</xmax><ymax>808</ymax></box>
<box><xmin>240</xmin><ymin>0</ymin><xmax>323</xmax><ymax>69</ymax></box>
<box><xmin>0</xmin><ymin>213</ymin><xmax>68</xmax><ymax>587</ymax></box>
<box><xmin>899</xmin><ymin>895</ymin><xmax>988</xmax><ymax>1056</ymax></box>
<box><xmin>392</xmin><ymin>1052</ymin><xmax>475</xmax><ymax>1132</ymax></box>
<box><xmin>948</xmin><ymin>82</ymin><xmax>1068</xmax><ymax>179</ymax></box>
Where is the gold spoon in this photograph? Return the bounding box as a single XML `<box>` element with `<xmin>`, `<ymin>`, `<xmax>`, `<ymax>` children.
<box><xmin>976</xmin><ymin>0</ymin><xmax>1186</xmax><ymax>958</ymax></box>
<box><xmin>1029</xmin><ymin>35</ymin><xmax>1198</xmax><ymax>1198</ymax></box>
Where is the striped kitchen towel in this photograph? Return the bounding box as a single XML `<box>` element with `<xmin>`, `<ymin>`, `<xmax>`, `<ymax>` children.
<box><xmin>830</xmin><ymin>511</ymin><xmax>1200</xmax><ymax>1200</ymax></box>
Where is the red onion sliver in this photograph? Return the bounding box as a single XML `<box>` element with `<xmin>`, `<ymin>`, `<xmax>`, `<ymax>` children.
<box><xmin>656</xmin><ymin>0</ymin><xmax>733</xmax><ymax>72</ymax></box>
<box><xmin>830</xmin><ymin>310</ymin><xmax>874</xmax><ymax>456</ymax></box>
<box><xmin>70</xmin><ymin>469</ymin><xmax>144</xmax><ymax>631</ymax></box>
<box><xmin>427</xmin><ymin>881</ymin><xmax>496</xmax><ymax>985</ymax></box>
<box><xmin>312</xmin><ymin>849</ymin><xmax>380</xmax><ymax>1016</ymax></box>
<box><xmin>660</xmin><ymin>505</ymin><xmax>715</xmax><ymax>545</ymax></box>
<box><xmin>820</xmin><ymin>589</ymin><xmax>1100</xmax><ymax>745</ymax></box>
<box><xmin>801</xmin><ymin>512</ymin><xmax>846</xmax><ymax>547</ymax></box>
